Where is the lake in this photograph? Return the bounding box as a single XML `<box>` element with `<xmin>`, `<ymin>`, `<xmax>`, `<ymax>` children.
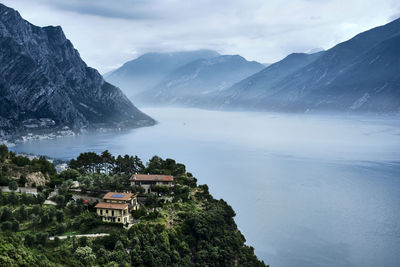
<box><xmin>12</xmin><ymin>107</ymin><xmax>400</xmax><ymax>267</ymax></box>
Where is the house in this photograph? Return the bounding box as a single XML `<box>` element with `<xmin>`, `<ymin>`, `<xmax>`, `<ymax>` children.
<box><xmin>130</xmin><ymin>174</ymin><xmax>174</xmax><ymax>193</ymax></box>
<box><xmin>94</xmin><ymin>192</ymin><xmax>138</xmax><ymax>224</ymax></box>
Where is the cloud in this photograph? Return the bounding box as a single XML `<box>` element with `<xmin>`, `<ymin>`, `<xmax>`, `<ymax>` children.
<box><xmin>2</xmin><ymin>0</ymin><xmax>400</xmax><ymax>73</ymax></box>
<box><xmin>38</xmin><ymin>0</ymin><xmax>162</xmax><ymax>20</ymax></box>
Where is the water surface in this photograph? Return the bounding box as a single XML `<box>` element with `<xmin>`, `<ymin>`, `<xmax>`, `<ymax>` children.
<box><xmin>12</xmin><ymin>108</ymin><xmax>400</xmax><ymax>267</ymax></box>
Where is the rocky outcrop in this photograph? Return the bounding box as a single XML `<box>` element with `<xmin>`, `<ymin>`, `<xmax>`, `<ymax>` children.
<box><xmin>26</xmin><ymin>172</ymin><xmax>47</xmax><ymax>187</ymax></box>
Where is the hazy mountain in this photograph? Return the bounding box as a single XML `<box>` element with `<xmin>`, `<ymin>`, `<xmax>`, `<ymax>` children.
<box><xmin>0</xmin><ymin>3</ymin><xmax>155</xmax><ymax>139</ymax></box>
<box><xmin>215</xmin><ymin>52</ymin><xmax>324</xmax><ymax>107</ymax></box>
<box><xmin>138</xmin><ymin>55</ymin><xmax>264</xmax><ymax>105</ymax></box>
<box><xmin>105</xmin><ymin>50</ymin><xmax>220</xmax><ymax>99</ymax></box>
<box><xmin>215</xmin><ymin>18</ymin><xmax>400</xmax><ymax>113</ymax></box>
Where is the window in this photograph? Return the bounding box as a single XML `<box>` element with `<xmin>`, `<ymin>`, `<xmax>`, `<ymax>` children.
<box><xmin>100</xmin><ymin>210</ymin><xmax>103</xmax><ymax>215</ymax></box>
<box><xmin>117</xmin><ymin>218</ymin><xmax>120</xmax><ymax>222</ymax></box>
<box><xmin>112</xmin><ymin>210</ymin><xmax>114</xmax><ymax>216</ymax></box>
<box><xmin>106</xmin><ymin>210</ymin><xmax>109</xmax><ymax>214</ymax></box>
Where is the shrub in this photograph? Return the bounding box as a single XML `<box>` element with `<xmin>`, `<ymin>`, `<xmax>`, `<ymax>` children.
<box><xmin>24</xmin><ymin>233</ymin><xmax>35</xmax><ymax>247</ymax></box>
<box><xmin>36</xmin><ymin>232</ymin><xmax>49</xmax><ymax>246</ymax></box>
<box><xmin>8</xmin><ymin>180</ymin><xmax>18</xmax><ymax>191</ymax></box>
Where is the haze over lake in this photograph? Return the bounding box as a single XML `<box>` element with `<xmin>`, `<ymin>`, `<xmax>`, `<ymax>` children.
<box><xmin>12</xmin><ymin>108</ymin><xmax>400</xmax><ymax>267</ymax></box>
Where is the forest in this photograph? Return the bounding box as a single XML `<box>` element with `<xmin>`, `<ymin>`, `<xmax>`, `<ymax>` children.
<box><xmin>0</xmin><ymin>144</ymin><xmax>266</xmax><ymax>266</ymax></box>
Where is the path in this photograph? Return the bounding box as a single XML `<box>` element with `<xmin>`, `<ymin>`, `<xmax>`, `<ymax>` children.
<box><xmin>49</xmin><ymin>233</ymin><xmax>110</xmax><ymax>240</ymax></box>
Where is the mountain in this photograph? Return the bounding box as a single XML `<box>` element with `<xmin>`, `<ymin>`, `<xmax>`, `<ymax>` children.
<box><xmin>105</xmin><ymin>50</ymin><xmax>220</xmax><ymax>99</ymax></box>
<box><xmin>215</xmin><ymin>18</ymin><xmax>400</xmax><ymax>113</ymax></box>
<box><xmin>0</xmin><ymin>4</ymin><xmax>154</xmax><ymax>139</ymax></box>
<box><xmin>215</xmin><ymin>52</ymin><xmax>324</xmax><ymax>107</ymax></box>
<box><xmin>137</xmin><ymin>55</ymin><xmax>264</xmax><ymax>106</ymax></box>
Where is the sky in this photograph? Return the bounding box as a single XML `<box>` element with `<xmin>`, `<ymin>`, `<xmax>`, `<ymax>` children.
<box><xmin>2</xmin><ymin>0</ymin><xmax>400</xmax><ymax>73</ymax></box>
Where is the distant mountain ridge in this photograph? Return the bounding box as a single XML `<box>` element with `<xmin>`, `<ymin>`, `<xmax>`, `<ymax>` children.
<box><xmin>137</xmin><ymin>55</ymin><xmax>264</xmax><ymax>105</ymax></box>
<box><xmin>0</xmin><ymin>3</ymin><xmax>154</xmax><ymax>139</ymax></box>
<box><xmin>105</xmin><ymin>50</ymin><xmax>220</xmax><ymax>98</ymax></box>
<box><xmin>213</xmin><ymin>18</ymin><xmax>400</xmax><ymax>113</ymax></box>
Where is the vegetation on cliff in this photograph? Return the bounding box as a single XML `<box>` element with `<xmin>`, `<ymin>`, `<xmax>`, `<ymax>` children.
<box><xmin>0</xmin><ymin>145</ymin><xmax>266</xmax><ymax>266</ymax></box>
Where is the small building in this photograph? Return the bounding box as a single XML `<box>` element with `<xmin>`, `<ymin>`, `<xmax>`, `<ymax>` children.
<box><xmin>130</xmin><ymin>174</ymin><xmax>174</xmax><ymax>193</ymax></box>
<box><xmin>70</xmin><ymin>181</ymin><xmax>80</xmax><ymax>189</ymax></box>
<box><xmin>94</xmin><ymin>192</ymin><xmax>138</xmax><ymax>224</ymax></box>
<box><xmin>43</xmin><ymin>200</ymin><xmax>57</xmax><ymax>206</ymax></box>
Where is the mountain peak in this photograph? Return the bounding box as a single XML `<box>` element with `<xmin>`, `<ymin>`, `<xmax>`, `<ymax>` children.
<box><xmin>212</xmin><ymin>17</ymin><xmax>400</xmax><ymax>113</ymax></box>
<box><xmin>0</xmin><ymin>3</ymin><xmax>154</xmax><ymax>139</ymax></box>
<box><xmin>105</xmin><ymin>49</ymin><xmax>221</xmax><ymax>98</ymax></box>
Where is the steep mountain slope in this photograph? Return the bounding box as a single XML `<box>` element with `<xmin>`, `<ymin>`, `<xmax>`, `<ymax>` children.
<box><xmin>217</xmin><ymin>18</ymin><xmax>400</xmax><ymax>113</ymax></box>
<box><xmin>138</xmin><ymin>55</ymin><xmax>264</xmax><ymax>105</ymax></box>
<box><xmin>215</xmin><ymin>52</ymin><xmax>324</xmax><ymax>107</ymax></box>
<box><xmin>0</xmin><ymin>4</ymin><xmax>154</xmax><ymax>139</ymax></box>
<box><xmin>105</xmin><ymin>50</ymin><xmax>219</xmax><ymax>99</ymax></box>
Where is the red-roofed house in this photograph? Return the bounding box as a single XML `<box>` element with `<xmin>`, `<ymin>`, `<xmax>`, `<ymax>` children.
<box><xmin>130</xmin><ymin>174</ymin><xmax>174</xmax><ymax>193</ymax></box>
<box><xmin>94</xmin><ymin>192</ymin><xmax>138</xmax><ymax>224</ymax></box>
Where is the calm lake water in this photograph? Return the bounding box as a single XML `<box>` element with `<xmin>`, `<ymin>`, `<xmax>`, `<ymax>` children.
<box><xmin>12</xmin><ymin>108</ymin><xmax>400</xmax><ymax>267</ymax></box>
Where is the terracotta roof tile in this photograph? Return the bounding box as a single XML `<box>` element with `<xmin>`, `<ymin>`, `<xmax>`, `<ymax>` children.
<box><xmin>95</xmin><ymin>202</ymin><xmax>128</xmax><ymax>210</ymax></box>
<box><xmin>130</xmin><ymin>174</ymin><xmax>174</xmax><ymax>182</ymax></box>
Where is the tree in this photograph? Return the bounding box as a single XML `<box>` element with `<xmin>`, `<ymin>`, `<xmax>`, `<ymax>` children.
<box><xmin>78</xmin><ymin>236</ymin><xmax>88</xmax><ymax>247</ymax></box>
<box><xmin>145</xmin><ymin>194</ymin><xmax>158</xmax><ymax>208</ymax></box>
<box><xmin>31</xmin><ymin>205</ymin><xmax>42</xmax><ymax>215</ymax></box>
<box><xmin>0</xmin><ymin>144</ymin><xmax>8</xmax><ymax>162</ymax></box>
<box><xmin>112</xmin><ymin>240</ymin><xmax>128</xmax><ymax>263</ymax></box>
<box><xmin>8</xmin><ymin>180</ymin><xmax>18</xmax><ymax>191</ymax></box>
<box><xmin>16</xmin><ymin>205</ymin><xmax>28</xmax><ymax>222</ymax></box>
<box><xmin>54</xmin><ymin>195</ymin><xmax>65</xmax><ymax>208</ymax></box>
<box><xmin>30</xmin><ymin>156</ymin><xmax>56</xmax><ymax>175</ymax></box>
<box><xmin>31</xmin><ymin>214</ymin><xmax>40</xmax><ymax>229</ymax></box>
<box><xmin>59</xmin><ymin>169</ymin><xmax>80</xmax><ymax>180</ymax></box>
<box><xmin>153</xmin><ymin>185</ymin><xmax>170</xmax><ymax>195</ymax></box>
<box><xmin>41</xmin><ymin>213</ymin><xmax>50</xmax><ymax>226</ymax></box>
<box><xmin>8</xmin><ymin>192</ymin><xmax>19</xmax><ymax>205</ymax></box>
<box><xmin>11</xmin><ymin>156</ymin><xmax>30</xmax><ymax>167</ymax></box>
<box><xmin>11</xmin><ymin>220</ymin><xmax>19</xmax><ymax>232</ymax></box>
<box><xmin>56</xmin><ymin>210</ymin><xmax>64</xmax><ymax>223</ymax></box>
<box><xmin>18</xmin><ymin>174</ymin><xmax>27</xmax><ymax>186</ymax></box>
<box><xmin>36</xmin><ymin>192</ymin><xmax>46</xmax><ymax>204</ymax></box>
<box><xmin>114</xmin><ymin>240</ymin><xmax>124</xmax><ymax>251</ymax></box>
<box><xmin>24</xmin><ymin>233</ymin><xmax>35</xmax><ymax>247</ymax></box>
<box><xmin>130</xmin><ymin>185</ymin><xmax>145</xmax><ymax>194</ymax></box>
<box><xmin>114</xmin><ymin>154</ymin><xmax>143</xmax><ymax>174</ymax></box>
<box><xmin>101</xmin><ymin>150</ymin><xmax>115</xmax><ymax>174</ymax></box>
<box><xmin>56</xmin><ymin>223</ymin><xmax>67</xmax><ymax>235</ymax></box>
<box><xmin>0</xmin><ymin>207</ymin><xmax>12</xmax><ymax>222</ymax></box>
<box><xmin>36</xmin><ymin>232</ymin><xmax>49</xmax><ymax>246</ymax></box>
<box><xmin>97</xmin><ymin>248</ymin><xmax>112</xmax><ymax>264</ymax></box>
<box><xmin>73</xmin><ymin>152</ymin><xmax>102</xmax><ymax>173</ymax></box>
<box><xmin>75</xmin><ymin>246</ymin><xmax>96</xmax><ymax>265</ymax></box>
<box><xmin>133</xmin><ymin>156</ymin><xmax>145</xmax><ymax>172</ymax></box>
<box><xmin>54</xmin><ymin>236</ymin><xmax>61</xmax><ymax>247</ymax></box>
<box><xmin>1</xmin><ymin>221</ymin><xmax>12</xmax><ymax>231</ymax></box>
<box><xmin>146</xmin><ymin>156</ymin><xmax>164</xmax><ymax>173</ymax></box>
<box><xmin>47</xmin><ymin>206</ymin><xmax>57</xmax><ymax>219</ymax></box>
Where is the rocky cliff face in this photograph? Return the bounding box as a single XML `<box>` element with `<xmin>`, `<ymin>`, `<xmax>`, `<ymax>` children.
<box><xmin>0</xmin><ymin>3</ymin><xmax>155</xmax><ymax>139</ymax></box>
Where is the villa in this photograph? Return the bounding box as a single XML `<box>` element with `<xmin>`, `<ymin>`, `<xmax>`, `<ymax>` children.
<box><xmin>130</xmin><ymin>174</ymin><xmax>174</xmax><ymax>193</ymax></box>
<box><xmin>94</xmin><ymin>192</ymin><xmax>138</xmax><ymax>224</ymax></box>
